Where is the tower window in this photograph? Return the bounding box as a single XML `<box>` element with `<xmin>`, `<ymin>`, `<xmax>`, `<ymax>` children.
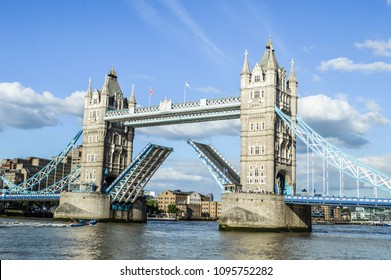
<box><xmin>254</xmin><ymin>75</ymin><xmax>261</xmax><ymax>82</ymax></box>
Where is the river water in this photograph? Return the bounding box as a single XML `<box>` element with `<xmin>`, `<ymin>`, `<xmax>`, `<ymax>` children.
<box><xmin>1</xmin><ymin>217</ymin><xmax>390</xmax><ymax>260</ymax></box>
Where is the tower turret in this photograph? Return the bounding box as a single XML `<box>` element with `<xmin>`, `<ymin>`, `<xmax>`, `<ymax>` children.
<box><xmin>240</xmin><ymin>50</ymin><xmax>251</xmax><ymax>88</ymax></box>
<box><xmin>288</xmin><ymin>59</ymin><xmax>298</xmax><ymax>119</ymax></box>
<box><xmin>129</xmin><ymin>84</ymin><xmax>137</xmax><ymax>109</ymax></box>
<box><xmin>86</xmin><ymin>77</ymin><xmax>92</xmax><ymax>99</ymax></box>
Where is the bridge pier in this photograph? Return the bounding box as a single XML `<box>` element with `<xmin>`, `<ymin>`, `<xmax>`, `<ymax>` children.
<box><xmin>219</xmin><ymin>193</ymin><xmax>312</xmax><ymax>232</ymax></box>
<box><xmin>110</xmin><ymin>197</ymin><xmax>147</xmax><ymax>222</ymax></box>
<box><xmin>54</xmin><ymin>192</ymin><xmax>147</xmax><ymax>222</ymax></box>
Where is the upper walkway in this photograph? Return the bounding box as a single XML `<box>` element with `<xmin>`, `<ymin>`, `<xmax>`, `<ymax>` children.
<box><xmin>104</xmin><ymin>96</ymin><xmax>240</xmax><ymax>127</ymax></box>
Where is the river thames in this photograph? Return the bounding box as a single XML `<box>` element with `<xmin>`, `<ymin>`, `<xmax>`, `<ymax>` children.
<box><xmin>1</xmin><ymin>217</ymin><xmax>391</xmax><ymax>260</ymax></box>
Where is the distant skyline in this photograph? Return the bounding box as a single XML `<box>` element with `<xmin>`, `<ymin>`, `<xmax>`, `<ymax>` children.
<box><xmin>1</xmin><ymin>0</ymin><xmax>391</xmax><ymax>199</ymax></box>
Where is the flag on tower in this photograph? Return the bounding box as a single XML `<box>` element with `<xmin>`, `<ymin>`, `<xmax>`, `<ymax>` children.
<box><xmin>149</xmin><ymin>87</ymin><xmax>154</xmax><ymax>96</ymax></box>
<box><xmin>185</xmin><ymin>81</ymin><xmax>191</xmax><ymax>89</ymax></box>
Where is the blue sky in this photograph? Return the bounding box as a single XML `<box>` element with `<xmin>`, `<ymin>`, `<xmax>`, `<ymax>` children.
<box><xmin>1</xmin><ymin>0</ymin><xmax>391</xmax><ymax>200</ymax></box>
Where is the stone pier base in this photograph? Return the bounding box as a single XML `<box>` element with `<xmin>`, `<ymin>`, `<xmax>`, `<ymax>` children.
<box><xmin>110</xmin><ymin>197</ymin><xmax>147</xmax><ymax>222</ymax></box>
<box><xmin>219</xmin><ymin>193</ymin><xmax>311</xmax><ymax>232</ymax></box>
<box><xmin>54</xmin><ymin>192</ymin><xmax>147</xmax><ymax>222</ymax></box>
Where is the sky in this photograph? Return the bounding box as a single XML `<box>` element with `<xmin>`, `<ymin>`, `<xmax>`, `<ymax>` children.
<box><xmin>1</xmin><ymin>0</ymin><xmax>391</xmax><ymax>200</ymax></box>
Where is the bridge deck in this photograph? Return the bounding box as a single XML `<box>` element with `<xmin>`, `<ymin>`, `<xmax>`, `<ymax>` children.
<box><xmin>285</xmin><ymin>195</ymin><xmax>391</xmax><ymax>208</ymax></box>
<box><xmin>187</xmin><ymin>139</ymin><xmax>240</xmax><ymax>190</ymax></box>
<box><xmin>105</xmin><ymin>143</ymin><xmax>173</xmax><ymax>204</ymax></box>
<box><xmin>0</xmin><ymin>194</ymin><xmax>60</xmax><ymax>201</ymax></box>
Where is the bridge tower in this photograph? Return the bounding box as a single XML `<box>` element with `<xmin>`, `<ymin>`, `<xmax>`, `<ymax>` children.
<box><xmin>80</xmin><ymin>67</ymin><xmax>136</xmax><ymax>192</ymax></box>
<box><xmin>55</xmin><ymin>68</ymin><xmax>143</xmax><ymax>222</ymax></box>
<box><xmin>239</xmin><ymin>39</ymin><xmax>298</xmax><ymax>195</ymax></box>
<box><xmin>219</xmin><ymin>39</ymin><xmax>311</xmax><ymax>232</ymax></box>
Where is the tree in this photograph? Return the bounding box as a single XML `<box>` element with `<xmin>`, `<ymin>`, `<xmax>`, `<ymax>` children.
<box><xmin>167</xmin><ymin>204</ymin><xmax>178</xmax><ymax>214</ymax></box>
<box><xmin>146</xmin><ymin>198</ymin><xmax>159</xmax><ymax>214</ymax></box>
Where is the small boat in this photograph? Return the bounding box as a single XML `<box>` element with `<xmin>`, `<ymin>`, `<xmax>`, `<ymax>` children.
<box><xmin>69</xmin><ymin>219</ymin><xmax>97</xmax><ymax>227</ymax></box>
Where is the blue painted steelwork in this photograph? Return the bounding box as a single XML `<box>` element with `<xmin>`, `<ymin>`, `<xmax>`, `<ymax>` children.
<box><xmin>285</xmin><ymin>195</ymin><xmax>391</xmax><ymax>208</ymax></box>
<box><xmin>105</xmin><ymin>143</ymin><xmax>173</xmax><ymax>204</ymax></box>
<box><xmin>0</xmin><ymin>194</ymin><xmax>60</xmax><ymax>201</ymax></box>
<box><xmin>275</xmin><ymin>106</ymin><xmax>391</xmax><ymax>194</ymax></box>
<box><xmin>39</xmin><ymin>167</ymin><xmax>80</xmax><ymax>194</ymax></box>
<box><xmin>187</xmin><ymin>139</ymin><xmax>240</xmax><ymax>192</ymax></box>
<box><xmin>0</xmin><ymin>130</ymin><xmax>82</xmax><ymax>194</ymax></box>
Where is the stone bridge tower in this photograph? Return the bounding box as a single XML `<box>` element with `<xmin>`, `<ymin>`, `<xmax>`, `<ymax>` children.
<box><xmin>240</xmin><ymin>38</ymin><xmax>298</xmax><ymax>195</ymax></box>
<box><xmin>219</xmin><ymin>39</ymin><xmax>310</xmax><ymax>232</ymax></box>
<box><xmin>80</xmin><ymin>67</ymin><xmax>136</xmax><ymax>192</ymax></box>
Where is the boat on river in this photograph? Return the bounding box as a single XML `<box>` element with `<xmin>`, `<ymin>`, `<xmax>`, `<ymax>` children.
<box><xmin>69</xmin><ymin>219</ymin><xmax>97</xmax><ymax>227</ymax></box>
<box><xmin>147</xmin><ymin>214</ymin><xmax>177</xmax><ymax>221</ymax></box>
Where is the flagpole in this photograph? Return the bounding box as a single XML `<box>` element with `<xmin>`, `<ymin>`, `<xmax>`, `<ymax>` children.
<box><xmin>184</xmin><ymin>81</ymin><xmax>190</xmax><ymax>103</ymax></box>
<box><xmin>149</xmin><ymin>87</ymin><xmax>153</xmax><ymax>107</ymax></box>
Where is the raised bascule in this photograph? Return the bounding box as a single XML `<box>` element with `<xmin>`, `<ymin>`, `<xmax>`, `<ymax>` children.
<box><xmin>2</xmin><ymin>38</ymin><xmax>391</xmax><ymax>231</ymax></box>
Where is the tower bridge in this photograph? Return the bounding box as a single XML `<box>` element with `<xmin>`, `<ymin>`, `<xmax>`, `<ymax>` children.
<box><xmin>2</xmin><ymin>38</ymin><xmax>391</xmax><ymax>231</ymax></box>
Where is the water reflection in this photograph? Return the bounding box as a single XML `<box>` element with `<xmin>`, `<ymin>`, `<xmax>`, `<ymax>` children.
<box><xmin>1</xmin><ymin>218</ymin><xmax>390</xmax><ymax>260</ymax></box>
<box><xmin>219</xmin><ymin>231</ymin><xmax>310</xmax><ymax>259</ymax></box>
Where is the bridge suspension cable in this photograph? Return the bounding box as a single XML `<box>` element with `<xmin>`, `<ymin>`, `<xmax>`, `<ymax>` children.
<box><xmin>275</xmin><ymin>106</ymin><xmax>391</xmax><ymax>195</ymax></box>
<box><xmin>0</xmin><ymin>130</ymin><xmax>82</xmax><ymax>194</ymax></box>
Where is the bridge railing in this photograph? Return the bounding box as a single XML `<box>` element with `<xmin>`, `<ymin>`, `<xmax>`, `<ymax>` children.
<box><xmin>284</xmin><ymin>195</ymin><xmax>391</xmax><ymax>208</ymax></box>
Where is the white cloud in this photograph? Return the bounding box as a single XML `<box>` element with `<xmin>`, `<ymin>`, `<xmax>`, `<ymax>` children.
<box><xmin>138</xmin><ymin>119</ymin><xmax>240</xmax><ymax>141</ymax></box>
<box><xmin>355</xmin><ymin>38</ymin><xmax>391</xmax><ymax>57</ymax></box>
<box><xmin>153</xmin><ymin>166</ymin><xmax>207</xmax><ymax>182</ymax></box>
<box><xmin>319</xmin><ymin>57</ymin><xmax>391</xmax><ymax>73</ymax></box>
<box><xmin>194</xmin><ymin>85</ymin><xmax>221</xmax><ymax>94</ymax></box>
<box><xmin>312</xmin><ymin>74</ymin><xmax>322</xmax><ymax>82</ymax></box>
<box><xmin>360</xmin><ymin>154</ymin><xmax>391</xmax><ymax>176</ymax></box>
<box><xmin>299</xmin><ymin>45</ymin><xmax>314</xmax><ymax>54</ymax></box>
<box><xmin>0</xmin><ymin>82</ymin><xmax>84</xmax><ymax>131</ymax></box>
<box><xmin>128</xmin><ymin>74</ymin><xmax>152</xmax><ymax>80</ymax></box>
<box><xmin>298</xmin><ymin>94</ymin><xmax>390</xmax><ymax>148</ymax></box>
<box><xmin>147</xmin><ymin>159</ymin><xmax>220</xmax><ymax>197</ymax></box>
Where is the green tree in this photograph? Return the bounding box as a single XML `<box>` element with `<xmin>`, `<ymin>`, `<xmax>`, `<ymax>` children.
<box><xmin>167</xmin><ymin>204</ymin><xmax>178</xmax><ymax>214</ymax></box>
<box><xmin>146</xmin><ymin>198</ymin><xmax>159</xmax><ymax>214</ymax></box>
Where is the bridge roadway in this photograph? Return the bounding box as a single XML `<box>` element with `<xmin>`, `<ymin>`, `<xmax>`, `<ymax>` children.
<box><xmin>0</xmin><ymin>194</ymin><xmax>60</xmax><ymax>201</ymax></box>
<box><xmin>2</xmin><ymin>192</ymin><xmax>391</xmax><ymax>208</ymax></box>
<box><xmin>285</xmin><ymin>195</ymin><xmax>391</xmax><ymax>208</ymax></box>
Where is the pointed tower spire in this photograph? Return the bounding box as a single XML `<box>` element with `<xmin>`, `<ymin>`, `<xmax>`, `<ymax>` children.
<box><xmin>129</xmin><ymin>83</ymin><xmax>136</xmax><ymax>109</ymax></box>
<box><xmin>260</xmin><ymin>36</ymin><xmax>279</xmax><ymax>70</ymax></box>
<box><xmin>241</xmin><ymin>49</ymin><xmax>250</xmax><ymax>75</ymax></box>
<box><xmin>288</xmin><ymin>59</ymin><xmax>297</xmax><ymax>82</ymax></box>
<box><xmin>86</xmin><ymin>77</ymin><xmax>92</xmax><ymax>98</ymax></box>
<box><xmin>108</xmin><ymin>65</ymin><xmax>117</xmax><ymax>79</ymax></box>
